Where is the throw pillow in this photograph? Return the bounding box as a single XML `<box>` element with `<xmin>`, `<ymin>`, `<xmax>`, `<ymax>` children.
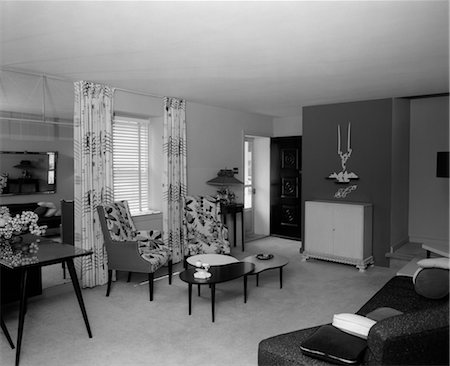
<box><xmin>38</xmin><ymin>201</ymin><xmax>56</xmax><ymax>209</ymax></box>
<box><xmin>44</xmin><ymin>208</ymin><xmax>58</xmax><ymax>217</ymax></box>
<box><xmin>332</xmin><ymin>313</ymin><xmax>376</xmax><ymax>339</ymax></box>
<box><xmin>417</xmin><ymin>257</ymin><xmax>450</xmax><ymax>270</ymax></box>
<box><xmin>413</xmin><ymin>267</ymin><xmax>449</xmax><ymax>299</ymax></box>
<box><xmin>34</xmin><ymin>206</ymin><xmax>48</xmax><ymax>217</ymax></box>
<box><xmin>300</xmin><ymin>325</ymin><xmax>367</xmax><ymax>365</ymax></box>
<box><xmin>365</xmin><ymin>307</ymin><xmax>403</xmax><ymax>321</ymax></box>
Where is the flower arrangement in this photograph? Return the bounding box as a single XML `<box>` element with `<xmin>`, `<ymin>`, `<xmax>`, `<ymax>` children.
<box><xmin>0</xmin><ymin>173</ymin><xmax>8</xmax><ymax>194</ymax></box>
<box><xmin>217</xmin><ymin>187</ymin><xmax>236</xmax><ymax>205</ymax></box>
<box><xmin>0</xmin><ymin>207</ymin><xmax>47</xmax><ymax>266</ymax></box>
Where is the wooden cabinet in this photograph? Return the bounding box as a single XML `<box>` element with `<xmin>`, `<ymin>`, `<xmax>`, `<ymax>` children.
<box><xmin>304</xmin><ymin>200</ymin><xmax>373</xmax><ymax>271</ymax></box>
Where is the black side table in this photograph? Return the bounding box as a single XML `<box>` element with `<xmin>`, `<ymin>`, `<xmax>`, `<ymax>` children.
<box><xmin>221</xmin><ymin>203</ymin><xmax>245</xmax><ymax>251</ymax></box>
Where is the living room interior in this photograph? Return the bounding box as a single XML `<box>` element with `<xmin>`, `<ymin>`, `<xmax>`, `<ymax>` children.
<box><xmin>0</xmin><ymin>1</ymin><xmax>449</xmax><ymax>366</ymax></box>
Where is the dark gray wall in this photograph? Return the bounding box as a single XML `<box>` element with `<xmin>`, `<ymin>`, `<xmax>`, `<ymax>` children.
<box><xmin>302</xmin><ymin>98</ymin><xmax>409</xmax><ymax>267</ymax></box>
<box><xmin>409</xmin><ymin>96</ymin><xmax>449</xmax><ymax>244</ymax></box>
<box><xmin>390</xmin><ymin>99</ymin><xmax>410</xmax><ymax>248</ymax></box>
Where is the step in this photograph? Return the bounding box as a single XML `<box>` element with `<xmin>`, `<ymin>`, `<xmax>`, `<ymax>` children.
<box><xmin>396</xmin><ymin>256</ymin><xmax>422</xmax><ymax>277</ymax></box>
<box><xmin>385</xmin><ymin>251</ymin><xmax>417</xmax><ymax>261</ymax></box>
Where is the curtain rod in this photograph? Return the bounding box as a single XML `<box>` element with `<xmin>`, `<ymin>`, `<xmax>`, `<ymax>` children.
<box><xmin>1</xmin><ymin>67</ymin><xmax>72</xmax><ymax>82</ymax></box>
<box><xmin>0</xmin><ymin>116</ymin><xmax>75</xmax><ymax>126</ymax></box>
<box><xmin>114</xmin><ymin>86</ymin><xmax>181</xmax><ymax>101</ymax></box>
<box><xmin>2</xmin><ymin>67</ymin><xmax>183</xmax><ymax>101</ymax></box>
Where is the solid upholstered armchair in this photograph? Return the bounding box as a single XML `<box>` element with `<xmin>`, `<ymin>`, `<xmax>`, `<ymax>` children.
<box><xmin>97</xmin><ymin>201</ymin><xmax>172</xmax><ymax>301</ymax></box>
<box><xmin>183</xmin><ymin>195</ymin><xmax>231</xmax><ymax>263</ymax></box>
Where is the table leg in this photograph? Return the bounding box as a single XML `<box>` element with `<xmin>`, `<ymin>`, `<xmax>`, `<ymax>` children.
<box><xmin>66</xmin><ymin>259</ymin><xmax>92</xmax><ymax>338</ymax></box>
<box><xmin>198</xmin><ymin>284</ymin><xmax>201</xmax><ymax>296</ymax></box>
<box><xmin>233</xmin><ymin>213</ymin><xmax>237</xmax><ymax>247</ymax></box>
<box><xmin>241</xmin><ymin>211</ymin><xmax>245</xmax><ymax>252</ymax></box>
<box><xmin>15</xmin><ymin>268</ymin><xmax>28</xmax><ymax>366</ymax></box>
<box><xmin>188</xmin><ymin>283</ymin><xmax>192</xmax><ymax>315</ymax></box>
<box><xmin>211</xmin><ymin>283</ymin><xmax>215</xmax><ymax>322</ymax></box>
<box><xmin>256</xmin><ymin>273</ymin><xmax>259</xmax><ymax>287</ymax></box>
<box><xmin>244</xmin><ymin>275</ymin><xmax>248</xmax><ymax>303</ymax></box>
<box><xmin>280</xmin><ymin>267</ymin><xmax>283</xmax><ymax>289</ymax></box>
<box><xmin>1</xmin><ymin>316</ymin><xmax>14</xmax><ymax>349</ymax></box>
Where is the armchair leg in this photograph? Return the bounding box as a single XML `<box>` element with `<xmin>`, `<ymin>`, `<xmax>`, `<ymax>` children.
<box><xmin>168</xmin><ymin>260</ymin><xmax>173</xmax><ymax>285</ymax></box>
<box><xmin>106</xmin><ymin>269</ymin><xmax>112</xmax><ymax>297</ymax></box>
<box><xmin>148</xmin><ymin>272</ymin><xmax>154</xmax><ymax>301</ymax></box>
<box><xmin>127</xmin><ymin>272</ymin><xmax>132</xmax><ymax>282</ymax></box>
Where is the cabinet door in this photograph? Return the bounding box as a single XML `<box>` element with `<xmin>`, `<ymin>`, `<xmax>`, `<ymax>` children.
<box><xmin>333</xmin><ymin>204</ymin><xmax>364</xmax><ymax>259</ymax></box>
<box><xmin>305</xmin><ymin>202</ymin><xmax>333</xmax><ymax>255</ymax></box>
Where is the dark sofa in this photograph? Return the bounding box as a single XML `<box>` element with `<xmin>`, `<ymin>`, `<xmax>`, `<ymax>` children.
<box><xmin>258</xmin><ymin>275</ymin><xmax>449</xmax><ymax>365</ymax></box>
<box><xmin>4</xmin><ymin>202</ymin><xmax>61</xmax><ymax>236</ymax></box>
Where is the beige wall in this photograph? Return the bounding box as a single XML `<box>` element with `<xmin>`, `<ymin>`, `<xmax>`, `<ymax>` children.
<box><xmin>0</xmin><ymin>122</ymin><xmax>74</xmax><ymax>207</ymax></box>
<box><xmin>186</xmin><ymin>102</ymin><xmax>273</xmax><ymax>201</ymax></box>
<box><xmin>273</xmin><ymin>115</ymin><xmax>302</xmax><ymax>137</ymax></box>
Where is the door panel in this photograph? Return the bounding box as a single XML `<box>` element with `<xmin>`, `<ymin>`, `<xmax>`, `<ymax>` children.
<box><xmin>333</xmin><ymin>205</ymin><xmax>364</xmax><ymax>258</ymax></box>
<box><xmin>270</xmin><ymin>136</ymin><xmax>302</xmax><ymax>240</ymax></box>
<box><xmin>305</xmin><ymin>201</ymin><xmax>333</xmax><ymax>254</ymax></box>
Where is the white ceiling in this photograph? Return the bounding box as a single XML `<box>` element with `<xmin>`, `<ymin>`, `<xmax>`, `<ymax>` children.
<box><xmin>1</xmin><ymin>1</ymin><xmax>448</xmax><ymax>118</ymax></box>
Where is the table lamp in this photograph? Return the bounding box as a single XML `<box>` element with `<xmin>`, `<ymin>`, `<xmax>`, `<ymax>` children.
<box><xmin>206</xmin><ymin>168</ymin><xmax>243</xmax><ymax>204</ymax></box>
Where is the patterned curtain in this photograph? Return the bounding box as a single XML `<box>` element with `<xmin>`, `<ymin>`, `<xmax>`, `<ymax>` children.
<box><xmin>73</xmin><ymin>81</ymin><xmax>114</xmax><ymax>287</ymax></box>
<box><xmin>162</xmin><ymin>97</ymin><xmax>187</xmax><ymax>263</ymax></box>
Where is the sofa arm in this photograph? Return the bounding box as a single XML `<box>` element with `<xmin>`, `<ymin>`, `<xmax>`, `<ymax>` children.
<box><xmin>366</xmin><ymin>304</ymin><xmax>449</xmax><ymax>365</ymax></box>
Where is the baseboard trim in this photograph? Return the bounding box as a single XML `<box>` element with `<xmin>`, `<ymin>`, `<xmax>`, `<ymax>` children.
<box><xmin>390</xmin><ymin>238</ymin><xmax>409</xmax><ymax>253</ymax></box>
<box><xmin>409</xmin><ymin>236</ymin><xmax>449</xmax><ymax>247</ymax></box>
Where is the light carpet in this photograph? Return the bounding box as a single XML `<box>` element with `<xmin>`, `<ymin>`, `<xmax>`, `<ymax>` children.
<box><xmin>1</xmin><ymin>236</ymin><xmax>396</xmax><ymax>366</ymax></box>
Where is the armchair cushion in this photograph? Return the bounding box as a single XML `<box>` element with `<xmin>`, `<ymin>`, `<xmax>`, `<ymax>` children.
<box><xmin>100</xmin><ymin>201</ymin><xmax>171</xmax><ymax>270</ymax></box>
<box><xmin>183</xmin><ymin>195</ymin><xmax>230</xmax><ymax>256</ymax></box>
<box><xmin>185</xmin><ymin>237</ymin><xmax>231</xmax><ymax>256</ymax></box>
<box><xmin>138</xmin><ymin>244</ymin><xmax>171</xmax><ymax>272</ymax></box>
<box><xmin>103</xmin><ymin>201</ymin><xmax>136</xmax><ymax>241</ymax></box>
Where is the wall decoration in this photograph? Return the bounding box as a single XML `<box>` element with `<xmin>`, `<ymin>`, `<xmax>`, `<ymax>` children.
<box><xmin>335</xmin><ymin>185</ymin><xmax>358</xmax><ymax>198</ymax></box>
<box><xmin>328</xmin><ymin>122</ymin><xmax>359</xmax><ymax>183</ymax></box>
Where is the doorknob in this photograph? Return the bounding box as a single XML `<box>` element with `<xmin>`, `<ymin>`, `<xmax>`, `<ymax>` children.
<box><xmin>252</xmin><ymin>188</ymin><xmax>256</xmax><ymax>194</ymax></box>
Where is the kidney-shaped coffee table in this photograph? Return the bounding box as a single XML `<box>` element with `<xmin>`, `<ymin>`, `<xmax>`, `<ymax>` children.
<box><xmin>242</xmin><ymin>254</ymin><xmax>289</xmax><ymax>288</ymax></box>
<box><xmin>179</xmin><ymin>261</ymin><xmax>255</xmax><ymax>322</ymax></box>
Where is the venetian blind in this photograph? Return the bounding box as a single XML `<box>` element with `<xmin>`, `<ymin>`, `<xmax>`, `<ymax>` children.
<box><xmin>112</xmin><ymin>116</ymin><xmax>150</xmax><ymax>214</ymax></box>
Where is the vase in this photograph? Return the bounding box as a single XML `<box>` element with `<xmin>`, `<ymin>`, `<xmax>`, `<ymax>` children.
<box><xmin>0</xmin><ymin>234</ymin><xmax>40</xmax><ymax>266</ymax></box>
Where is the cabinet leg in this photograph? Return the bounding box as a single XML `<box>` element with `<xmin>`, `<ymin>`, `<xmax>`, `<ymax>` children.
<box><xmin>356</xmin><ymin>264</ymin><xmax>367</xmax><ymax>272</ymax></box>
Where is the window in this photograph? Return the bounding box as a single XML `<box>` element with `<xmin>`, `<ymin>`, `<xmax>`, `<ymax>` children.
<box><xmin>112</xmin><ymin>116</ymin><xmax>150</xmax><ymax>214</ymax></box>
<box><xmin>244</xmin><ymin>138</ymin><xmax>253</xmax><ymax>209</ymax></box>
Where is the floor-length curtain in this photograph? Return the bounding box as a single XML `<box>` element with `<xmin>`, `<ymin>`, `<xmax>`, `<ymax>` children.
<box><xmin>74</xmin><ymin>81</ymin><xmax>114</xmax><ymax>287</ymax></box>
<box><xmin>162</xmin><ymin>97</ymin><xmax>187</xmax><ymax>263</ymax></box>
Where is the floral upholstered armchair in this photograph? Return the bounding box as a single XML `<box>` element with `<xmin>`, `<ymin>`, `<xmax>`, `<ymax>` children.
<box><xmin>183</xmin><ymin>195</ymin><xmax>231</xmax><ymax>261</ymax></box>
<box><xmin>97</xmin><ymin>200</ymin><xmax>172</xmax><ymax>301</ymax></box>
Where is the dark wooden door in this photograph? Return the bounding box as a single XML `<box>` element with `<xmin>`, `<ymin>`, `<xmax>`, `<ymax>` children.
<box><xmin>270</xmin><ymin>136</ymin><xmax>302</xmax><ymax>240</ymax></box>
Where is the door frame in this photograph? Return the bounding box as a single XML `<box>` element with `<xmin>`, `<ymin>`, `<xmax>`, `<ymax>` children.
<box><xmin>243</xmin><ymin>132</ymin><xmax>271</xmax><ymax>238</ymax></box>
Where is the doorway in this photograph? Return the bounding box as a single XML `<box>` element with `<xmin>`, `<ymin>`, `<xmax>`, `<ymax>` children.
<box><xmin>270</xmin><ymin>136</ymin><xmax>302</xmax><ymax>240</ymax></box>
<box><xmin>243</xmin><ymin>135</ymin><xmax>270</xmax><ymax>241</ymax></box>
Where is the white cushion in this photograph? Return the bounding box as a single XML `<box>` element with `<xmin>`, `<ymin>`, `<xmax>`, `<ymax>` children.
<box><xmin>417</xmin><ymin>257</ymin><xmax>450</xmax><ymax>270</ymax></box>
<box><xmin>332</xmin><ymin>313</ymin><xmax>376</xmax><ymax>339</ymax></box>
<box><xmin>38</xmin><ymin>201</ymin><xmax>56</xmax><ymax>209</ymax></box>
<box><xmin>44</xmin><ymin>208</ymin><xmax>58</xmax><ymax>217</ymax></box>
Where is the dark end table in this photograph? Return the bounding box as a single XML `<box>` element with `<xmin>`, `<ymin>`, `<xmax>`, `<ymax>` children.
<box><xmin>221</xmin><ymin>203</ymin><xmax>245</xmax><ymax>251</ymax></box>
